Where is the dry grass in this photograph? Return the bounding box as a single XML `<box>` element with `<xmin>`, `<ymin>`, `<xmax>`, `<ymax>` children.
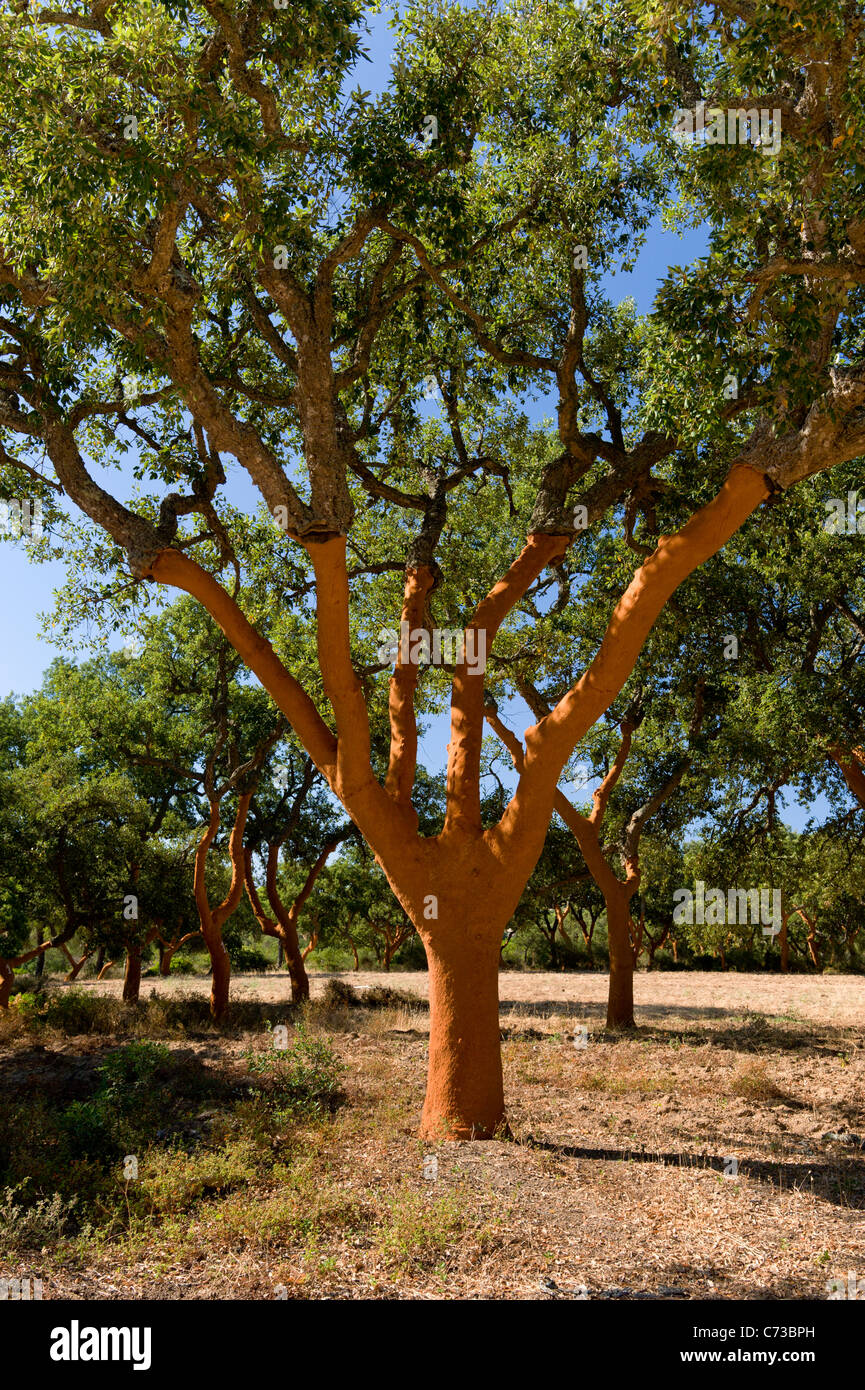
<box><xmin>68</xmin><ymin>966</ymin><xmax>864</xmax><ymax>1025</ymax></box>
<box><xmin>0</xmin><ymin>971</ymin><xmax>863</xmax><ymax>1300</ymax></box>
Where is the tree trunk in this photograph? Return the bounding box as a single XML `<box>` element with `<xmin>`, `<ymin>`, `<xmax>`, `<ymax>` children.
<box><xmin>122</xmin><ymin>944</ymin><xmax>142</xmax><ymax>1003</ymax></box>
<box><xmin>0</xmin><ymin>959</ymin><xmax>13</xmax><ymax>1009</ymax></box>
<box><xmin>804</xmin><ymin>915</ymin><xmax>820</xmax><ymax>971</ymax></box>
<box><xmin>66</xmin><ymin>953</ymin><xmax>91</xmax><ymax>982</ymax></box>
<box><xmin>196</xmin><ymin>790</ymin><xmax>253</xmax><ymax>1023</ymax></box>
<box><xmin>419</xmin><ymin>929</ymin><xmax>504</xmax><ymax>1141</ymax></box>
<box><xmin>779</xmin><ymin>917</ymin><xmax>789</xmax><ymax>973</ymax></box>
<box><xmin>207</xmin><ymin>937</ymin><xmax>231</xmax><ymax>1022</ymax></box>
<box><xmin>35</xmin><ymin>929</ymin><xmax>45</xmax><ymax>979</ymax></box>
<box><xmin>606</xmin><ymin>890</ymin><xmax>635</xmax><ymax>1029</ymax></box>
<box><xmin>280</xmin><ymin>924</ymin><xmax>310</xmax><ymax>1003</ymax></box>
<box><xmin>382</xmin><ymin>930</ymin><xmax>394</xmax><ymax>970</ymax></box>
<box><xmin>248</xmin><ymin>835</ymin><xmax>333</xmax><ymax>1005</ymax></box>
<box><xmin>196</xmin><ymin>908</ymin><xmax>231</xmax><ymax>1016</ymax></box>
<box><xmin>60</xmin><ymin>942</ymin><xmax>92</xmax><ymax>982</ymax></box>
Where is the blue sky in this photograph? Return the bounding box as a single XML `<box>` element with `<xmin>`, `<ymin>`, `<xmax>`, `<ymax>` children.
<box><xmin>0</xmin><ymin>7</ymin><xmax>822</xmax><ymax>830</ymax></box>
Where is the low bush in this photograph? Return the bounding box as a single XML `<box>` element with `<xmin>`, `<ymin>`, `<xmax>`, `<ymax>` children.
<box><xmin>242</xmin><ymin>1019</ymin><xmax>344</xmax><ymax>1118</ymax></box>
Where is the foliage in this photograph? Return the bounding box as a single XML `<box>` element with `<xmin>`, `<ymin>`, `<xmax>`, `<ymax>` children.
<box><xmin>242</xmin><ymin>1019</ymin><xmax>344</xmax><ymax>1118</ymax></box>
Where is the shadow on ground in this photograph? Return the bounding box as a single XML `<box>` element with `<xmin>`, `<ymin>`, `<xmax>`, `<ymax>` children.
<box><xmin>516</xmin><ymin>1132</ymin><xmax>865</xmax><ymax>1210</ymax></box>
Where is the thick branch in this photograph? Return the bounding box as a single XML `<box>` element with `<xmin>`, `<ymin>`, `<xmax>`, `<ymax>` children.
<box><xmin>445</xmin><ymin>532</ymin><xmax>569</xmax><ymax>834</ymax></box>
<box><xmin>496</xmin><ymin>463</ymin><xmax>770</xmax><ymax>851</ymax></box>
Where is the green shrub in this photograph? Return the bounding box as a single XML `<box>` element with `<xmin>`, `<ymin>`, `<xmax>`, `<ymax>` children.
<box><xmin>168</xmin><ymin>956</ymin><xmax>197</xmax><ymax>975</ymax></box>
<box><xmin>242</xmin><ymin>1019</ymin><xmax>344</xmax><ymax>1117</ymax></box>
<box><xmin>99</xmin><ymin>1041</ymin><xmax>172</xmax><ymax>1103</ymax></box>
<box><xmin>377</xmin><ymin>1189</ymin><xmax>471</xmax><ymax>1272</ymax></box>
<box><xmin>308</xmin><ymin>946</ymin><xmax>364</xmax><ymax>971</ymax></box>
<box><xmin>9</xmin><ymin>990</ymin><xmax>42</xmax><ymax>1022</ymax></box>
<box><xmin>133</xmin><ymin>1140</ymin><xmax>259</xmax><ymax>1215</ymax></box>
<box><xmin>230</xmin><ymin>946</ymin><xmax>271</xmax><ymax>972</ymax></box>
<box><xmin>58</xmin><ymin>1042</ymin><xmax>174</xmax><ymax>1159</ymax></box>
<box><xmin>20</xmin><ymin>989</ymin><xmax>124</xmax><ymax>1034</ymax></box>
<box><xmin>58</xmin><ymin>1097</ymin><xmax>117</xmax><ymax>1159</ymax></box>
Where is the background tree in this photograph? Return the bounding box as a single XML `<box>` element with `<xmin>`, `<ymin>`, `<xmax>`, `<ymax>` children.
<box><xmin>243</xmin><ymin>736</ymin><xmax>350</xmax><ymax>1000</ymax></box>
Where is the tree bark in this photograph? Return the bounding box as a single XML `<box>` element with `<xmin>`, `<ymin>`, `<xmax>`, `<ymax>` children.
<box><xmin>284</xmin><ymin>924</ymin><xmax>311</xmax><ymax>1000</ymax></box>
<box><xmin>605</xmin><ymin>888</ymin><xmax>636</xmax><ymax>1029</ymax></box>
<box><xmin>805</xmin><ymin>916</ymin><xmax>820</xmax><ymax>971</ymax></box>
<box><xmin>485</xmin><ymin>700</ymin><xmax>642</xmax><ymax>1031</ymax></box>
<box><xmin>576</xmin><ymin>912</ymin><xmax>596</xmax><ymax>966</ymax></box>
<box><xmin>245</xmin><ymin>832</ymin><xmax>342</xmax><ymax>1005</ymax></box>
<box><xmin>264</xmin><ymin>845</ymin><xmax>312</xmax><ymax>1002</ymax></box>
<box><xmin>61</xmin><ymin>943</ymin><xmax>92</xmax><ymax>982</ymax></box>
<box><xmin>196</xmin><ymin>790</ymin><xmax>252</xmax><ymax>1021</ymax></box>
<box><xmin>207</xmin><ymin>938</ymin><xmax>231</xmax><ymax>1021</ymax></box>
<box><xmin>0</xmin><ymin>959</ymin><xmax>13</xmax><ymax>1009</ymax></box>
<box><xmin>123</xmin><ymin>943</ymin><xmax>142</xmax><ymax>1003</ymax></box>
<box><xmin>546</xmin><ymin>919</ymin><xmax>559</xmax><ymax>969</ymax></box>
<box><xmin>158</xmin><ymin>925</ymin><xmax>198</xmax><ymax>976</ymax></box>
<box><xmin>780</xmin><ymin>916</ymin><xmax>790</xmax><ymax>973</ymax></box>
<box><xmin>244</xmin><ymin>847</ymin><xmax>312</xmax><ymax>1004</ymax></box>
<box><xmin>828</xmin><ymin>747</ymin><xmax>865</xmax><ymax>808</ymax></box>
<box><xmin>420</xmin><ymin>928</ymin><xmax>504</xmax><ymax>1141</ymax></box>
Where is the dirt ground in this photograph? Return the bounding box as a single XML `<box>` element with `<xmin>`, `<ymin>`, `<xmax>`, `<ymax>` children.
<box><xmin>79</xmin><ymin>966</ymin><xmax>865</xmax><ymax>1026</ymax></box>
<box><xmin>2</xmin><ymin>969</ymin><xmax>863</xmax><ymax>1301</ymax></box>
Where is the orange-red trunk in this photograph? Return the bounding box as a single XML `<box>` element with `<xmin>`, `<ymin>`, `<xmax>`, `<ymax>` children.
<box><xmin>205</xmin><ymin>933</ymin><xmax>231</xmax><ymax>1022</ymax></box>
<box><xmin>281</xmin><ymin>922</ymin><xmax>310</xmax><ymax>1003</ymax></box>
<box><xmin>420</xmin><ymin>928</ymin><xmax>504</xmax><ymax>1140</ymax></box>
<box><xmin>605</xmin><ymin>889</ymin><xmax>636</xmax><ymax>1029</ymax></box>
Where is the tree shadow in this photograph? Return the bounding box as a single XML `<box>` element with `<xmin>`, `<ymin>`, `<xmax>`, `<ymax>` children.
<box><xmin>515</xmin><ymin>1132</ymin><xmax>865</xmax><ymax>1209</ymax></box>
<box><xmin>498</xmin><ymin>1001</ymin><xmax>856</xmax><ymax>1055</ymax></box>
